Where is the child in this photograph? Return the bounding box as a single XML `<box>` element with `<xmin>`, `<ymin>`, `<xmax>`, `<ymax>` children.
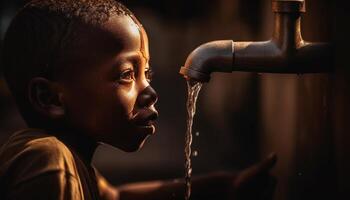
<box><xmin>0</xmin><ymin>0</ymin><xmax>276</xmax><ymax>199</ymax></box>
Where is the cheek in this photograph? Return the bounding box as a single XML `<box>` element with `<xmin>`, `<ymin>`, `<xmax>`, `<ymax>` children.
<box><xmin>113</xmin><ymin>84</ymin><xmax>138</xmax><ymax>119</ymax></box>
<box><xmin>64</xmin><ymin>82</ymin><xmax>137</xmax><ymax>135</ymax></box>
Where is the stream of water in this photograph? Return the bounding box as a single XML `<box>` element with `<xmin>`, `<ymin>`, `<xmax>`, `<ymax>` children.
<box><xmin>185</xmin><ymin>80</ymin><xmax>203</xmax><ymax>200</ymax></box>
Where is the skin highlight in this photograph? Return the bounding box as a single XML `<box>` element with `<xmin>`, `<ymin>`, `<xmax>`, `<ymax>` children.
<box><xmin>52</xmin><ymin>15</ymin><xmax>158</xmax><ymax>153</ymax></box>
<box><xmin>2</xmin><ymin>1</ymin><xmax>277</xmax><ymax>199</ymax></box>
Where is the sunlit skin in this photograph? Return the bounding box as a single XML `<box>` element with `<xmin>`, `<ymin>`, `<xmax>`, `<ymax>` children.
<box><xmin>26</xmin><ymin>13</ymin><xmax>276</xmax><ymax>200</ymax></box>
<box><xmin>52</xmin><ymin>15</ymin><xmax>158</xmax><ymax>152</ymax></box>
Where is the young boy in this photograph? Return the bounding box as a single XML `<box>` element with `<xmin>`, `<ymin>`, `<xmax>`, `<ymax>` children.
<box><xmin>0</xmin><ymin>0</ymin><xmax>276</xmax><ymax>199</ymax></box>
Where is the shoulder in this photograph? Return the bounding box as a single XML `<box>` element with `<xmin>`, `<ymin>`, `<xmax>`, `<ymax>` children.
<box><xmin>0</xmin><ymin>129</ymin><xmax>79</xmax><ymax>187</ymax></box>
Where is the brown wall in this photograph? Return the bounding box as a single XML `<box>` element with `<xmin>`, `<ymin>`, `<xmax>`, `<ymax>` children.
<box><xmin>259</xmin><ymin>0</ymin><xmax>347</xmax><ymax>199</ymax></box>
<box><xmin>0</xmin><ymin>0</ymin><xmax>348</xmax><ymax>199</ymax></box>
<box><xmin>333</xmin><ymin>0</ymin><xmax>350</xmax><ymax>198</ymax></box>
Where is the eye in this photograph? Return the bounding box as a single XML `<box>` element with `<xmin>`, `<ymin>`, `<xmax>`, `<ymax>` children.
<box><xmin>145</xmin><ymin>69</ymin><xmax>154</xmax><ymax>82</ymax></box>
<box><xmin>119</xmin><ymin>69</ymin><xmax>135</xmax><ymax>83</ymax></box>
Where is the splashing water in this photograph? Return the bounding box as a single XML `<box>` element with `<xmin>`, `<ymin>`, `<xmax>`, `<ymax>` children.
<box><xmin>185</xmin><ymin>80</ymin><xmax>203</xmax><ymax>200</ymax></box>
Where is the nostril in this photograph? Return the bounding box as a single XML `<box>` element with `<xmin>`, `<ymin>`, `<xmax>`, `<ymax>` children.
<box><xmin>149</xmin><ymin>111</ymin><xmax>159</xmax><ymax>121</ymax></box>
<box><xmin>138</xmin><ymin>86</ymin><xmax>158</xmax><ymax>108</ymax></box>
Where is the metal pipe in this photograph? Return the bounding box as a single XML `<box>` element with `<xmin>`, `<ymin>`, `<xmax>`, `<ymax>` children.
<box><xmin>179</xmin><ymin>0</ymin><xmax>333</xmax><ymax>82</ymax></box>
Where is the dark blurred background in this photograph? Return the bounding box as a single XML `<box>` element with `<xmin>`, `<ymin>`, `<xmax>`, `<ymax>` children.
<box><xmin>1</xmin><ymin>0</ymin><xmax>348</xmax><ymax>199</ymax></box>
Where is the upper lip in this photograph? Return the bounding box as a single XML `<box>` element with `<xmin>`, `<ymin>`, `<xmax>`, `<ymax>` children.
<box><xmin>132</xmin><ymin>108</ymin><xmax>158</xmax><ymax>127</ymax></box>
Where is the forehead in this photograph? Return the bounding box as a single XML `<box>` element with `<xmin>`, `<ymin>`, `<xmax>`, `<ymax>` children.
<box><xmin>67</xmin><ymin>15</ymin><xmax>149</xmax><ymax>61</ymax></box>
<box><xmin>102</xmin><ymin>15</ymin><xmax>149</xmax><ymax>59</ymax></box>
<box><xmin>60</xmin><ymin>14</ymin><xmax>149</xmax><ymax>80</ymax></box>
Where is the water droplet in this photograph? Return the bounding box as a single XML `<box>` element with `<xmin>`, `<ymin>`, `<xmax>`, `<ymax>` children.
<box><xmin>192</xmin><ymin>151</ymin><xmax>198</xmax><ymax>157</ymax></box>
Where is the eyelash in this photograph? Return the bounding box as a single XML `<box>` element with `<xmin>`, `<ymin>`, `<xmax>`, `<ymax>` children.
<box><xmin>145</xmin><ymin>69</ymin><xmax>154</xmax><ymax>82</ymax></box>
<box><xmin>118</xmin><ymin>69</ymin><xmax>154</xmax><ymax>83</ymax></box>
<box><xmin>120</xmin><ymin>69</ymin><xmax>135</xmax><ymax>82</ymax></box>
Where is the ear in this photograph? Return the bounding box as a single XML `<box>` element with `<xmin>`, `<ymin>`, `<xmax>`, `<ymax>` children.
<box><xmin>28</xmin><ymin>77</ymin><xmax>65</xmax><ymax>120</ymax></box>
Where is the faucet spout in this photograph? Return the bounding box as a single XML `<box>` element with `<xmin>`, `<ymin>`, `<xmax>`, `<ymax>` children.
<box><xmin>180</xmin><ymin>40</ymin><xmax>234</xmax><ymax>82</ymax></box>
<box><xmin>179</xmin><ymin>0</ymin><xmax>333</xmax><ymax>82</ymax></box>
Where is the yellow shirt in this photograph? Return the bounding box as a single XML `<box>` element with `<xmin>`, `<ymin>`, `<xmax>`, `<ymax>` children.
<box><xmin>0</xmin><ymin>129</ymin><xmax>101</xmax><ymax>200</ymax></box>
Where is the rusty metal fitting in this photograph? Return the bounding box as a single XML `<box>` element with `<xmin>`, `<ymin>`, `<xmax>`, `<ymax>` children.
<box><xmin>272</xmin><ymin>0</ymin><xmax>306</xmax><ymax>13</ymax></box>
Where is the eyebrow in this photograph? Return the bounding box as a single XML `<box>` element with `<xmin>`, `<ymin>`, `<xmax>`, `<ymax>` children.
<box><xmin>140</xmin><ymin>50</ymin><xmax>150</xmax><ymax>63</ymax></box>
<box><xmin>122</xmin><ymin>52</ymin><xmax>151</xmax><ymax>73</ymax></box>
<box><xmin>111</xmin><ymin>51</ymin><xmax>150</xmax><ymax>73</ymax></box>
<box><xmin>131</xmin><ymin>51</ymin><xmax>150</xmax><ymax>65</ymax></box>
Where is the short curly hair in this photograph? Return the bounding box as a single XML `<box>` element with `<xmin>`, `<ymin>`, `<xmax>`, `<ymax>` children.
<box><xmin>2</xmin><ymin>0</ymin><xmax>137</xmax><ymax>126</ymax></box>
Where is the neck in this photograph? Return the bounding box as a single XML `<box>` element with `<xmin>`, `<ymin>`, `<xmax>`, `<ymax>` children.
<box><xmin>48</xmin><ymin>127</ymin><xmax>98</xmax><ymax>164</ymax></box>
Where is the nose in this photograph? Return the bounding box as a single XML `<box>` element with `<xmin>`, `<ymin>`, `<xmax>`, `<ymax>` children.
<box><xmin>137</xmin><ymin>86</ymin><xmax>158</xmax><ymax>108</ymax></box>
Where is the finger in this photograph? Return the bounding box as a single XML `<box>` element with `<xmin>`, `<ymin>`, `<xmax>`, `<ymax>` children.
<box><xmin>255</xmin><ymin>153</ymin><xmax>278</xmax><ymax>173</ymax></box>
<box><xmin>252</xmin><ymin>153</ymin><xmax>277</xmax><ymax>174</ymax></box>
<box><xmin>235</xmin><ymin>153</ymin><xmax>277</xmax><ymax>187</ymax></box>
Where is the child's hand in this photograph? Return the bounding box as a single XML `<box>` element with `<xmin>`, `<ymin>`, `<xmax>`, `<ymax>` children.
<box><xmin>101</xmin><ymin>154</ymin><xmax>277</xmax><ymax>200</ymax></box>
<box><xmin>189</xmin><ymin>153</ymin><xmax>277</xmax><ymax>200</ymax></box>
<box><xmin>230</xmin><ymin>153</ymin><xmax>278</xmax><ymax>200</ymax></box>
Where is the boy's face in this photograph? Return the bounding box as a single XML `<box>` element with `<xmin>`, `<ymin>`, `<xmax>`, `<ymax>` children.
<box><xmin>59</xmin><ymin>15</ymin><xmax>158</xmax><ymax>152</ymax></box>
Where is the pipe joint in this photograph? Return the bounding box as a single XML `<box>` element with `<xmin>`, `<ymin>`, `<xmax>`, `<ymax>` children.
<box><xmin>272</xmin><ymin>0</ymin><xmax>306</xmax><ymax>13</ymax></box>
<box><xmin>180</xmin><ymin>40</ymin><xmax>233</xmax><ymax>82</ymax></box>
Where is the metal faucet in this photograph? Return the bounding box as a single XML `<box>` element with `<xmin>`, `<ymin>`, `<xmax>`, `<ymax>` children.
<box><xmin>179</xmin><ymin>0</ymin><xmax>333</xmax><ymax>82</ymax></box>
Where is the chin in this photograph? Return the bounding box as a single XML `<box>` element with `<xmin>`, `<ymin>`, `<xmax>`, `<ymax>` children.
<box><xmin>102</xmin><ymin>134</ymin><xmax>150</xmax><ymax>152</ymax></box>
<box><xmin>122</xmin><ymin>136</ymin><xmax>149</xmax><ymax>152</ymax></box>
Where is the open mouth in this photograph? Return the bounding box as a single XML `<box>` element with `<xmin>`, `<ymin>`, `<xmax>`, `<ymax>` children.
<box><xmin>133</xmin><ymin>118</ymin><xmax>156</xmax><ymax>136</ymax></box>
<box><xmin>132</xmin><ymin>108</ymin><xmax>158</xmax><ymax>128</ymax></box>
<box><xmin>135</xmin><ymin>119</ymin><xmax>155</xmax><ymax>127</ymax></box>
